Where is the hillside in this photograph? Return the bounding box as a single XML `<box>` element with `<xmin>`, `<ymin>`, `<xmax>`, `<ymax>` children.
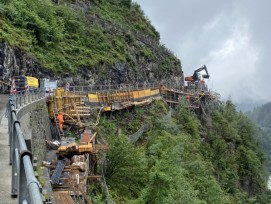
<box><xmin>1</xmin><ymin>0</ymin><xmax>270</xmax><ymax>203</ymax></box>
<box><xmin>247</xmin><ymin>102</ymin><xmax>271</xmax><ymax>173</ymax></box>
<box><xmin>0</xmin><ymin>0</ymin><xmax>181</xmax><ymax>86</ymax></box>
<box><xmin>95</xmin><ymin>100</ymin><xmax>270</xmax><ymax>203</ymax></box>
<box><xmin>247</xmin><ymin>102</ymin><xmax>271</xmax><ymax>129</ymax></box>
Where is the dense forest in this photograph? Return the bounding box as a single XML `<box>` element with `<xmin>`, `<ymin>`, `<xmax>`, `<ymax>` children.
<box><xmin>247</xmin><ymin>102</ymin><xmax>271</xmax><ymax>174</ymax></box>
<box><xmin>89</xmin><ymin>100</ymin><xmax>271</xmax><ymax>203</ymax></box>
<box><xmin>247</xmin><ymin>102</ymin><xmax>271</xmax><ymax>129</ymax></box>
<box><xmin>1</xmin><ymin>0</ymin><xmax>270</xmax><ymax>203</ymax></box>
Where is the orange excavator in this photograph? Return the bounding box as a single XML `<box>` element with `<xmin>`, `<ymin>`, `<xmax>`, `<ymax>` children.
<box><xmin>185</xmin><ymin>65</ymin><xmax>210</xmax><ymax>83</ymax></box>
<box><xmin>57</xmin><ymin>132</ymin><xmax>97</xmax><ymax>156</ymax></box>
<box><xmin>57</xmin><ymin>131</ymin><xmax>108</xmax><ymax>156</ymax></box>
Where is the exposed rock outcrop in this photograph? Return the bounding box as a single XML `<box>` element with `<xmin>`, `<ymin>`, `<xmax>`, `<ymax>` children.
<box><xmin>0</xmin><ymin>42</ymin><xmax>183</xmax><ymax>87</ymax></box>
<box><xmin>0</xmin><ymin>42</ymin><xmax>49</xmax><ymax>81</ymax></box>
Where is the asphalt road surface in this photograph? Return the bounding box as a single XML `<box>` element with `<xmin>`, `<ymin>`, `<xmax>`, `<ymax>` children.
<box><xmin>0</xmin><ymin>94</ymin><xmax>8</xmax><ymax>124</ymax></box>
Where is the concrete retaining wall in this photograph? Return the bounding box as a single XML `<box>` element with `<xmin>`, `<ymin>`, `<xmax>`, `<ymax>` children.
<box><xmin>16</xmin><ymin>98</ymin><xmax>52</xmax><ymax>165</ymax></box>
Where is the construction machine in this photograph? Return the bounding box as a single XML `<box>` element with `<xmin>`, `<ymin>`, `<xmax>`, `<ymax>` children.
<box><xmin>57</xmin><ymin>132</ymin><xmax>97</xmax><ymax>156</ymax></box>
<box><xmin>57</xmin><ymin>131</ymin><xmax>108</xmax><ymax>156</ymax></box>
<box><xmin>185</xmin><ymin>65</ymin><xmax>210</xmax><ymax>82</ymax></box>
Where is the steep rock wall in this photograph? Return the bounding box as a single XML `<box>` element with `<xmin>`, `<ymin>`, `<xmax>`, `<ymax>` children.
<box><xmin>0</xmin><ymin>42</ymin><xmax>183</xmax><ymax>87</ymax></box>
<box><xmin>0</xmin><ymin>42</ymin><xmax>51</xmax><ymax>81</ymax></box>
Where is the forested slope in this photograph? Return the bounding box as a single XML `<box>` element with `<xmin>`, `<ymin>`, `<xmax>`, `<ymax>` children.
<box><xmin>247</xmin><ymin>102</ymin><xmax>271</xmax><ymax>174</ymax></box>
<box><xmin>247</xmin><ymin>102</ymin><xmax>271</xmax><ymax>129</ymax></box>
<box><xmin>95</xmin><ymin>100</ymin><xmax>271</xmax><ymax>203</ymax></box>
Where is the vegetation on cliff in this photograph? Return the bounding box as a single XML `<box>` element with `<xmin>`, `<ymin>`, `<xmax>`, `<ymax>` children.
<box><xmin>95</xmin><ymin>100</ymin><xmax>270</xmax><ymax>204</ymax></box>
<box><xmin>0</xmin><ymin>0</ymin><xmax>180</xmax><ymax>81</ymax></box>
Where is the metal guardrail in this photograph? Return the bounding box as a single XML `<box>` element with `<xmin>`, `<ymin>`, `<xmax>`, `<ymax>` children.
<box><xmin>68</xmin><ymin>82</ymin><xmax>161</xmax><ymax>94</ymax></box>
<box><xmin>7</xmin><ymin>90</ymin><xmax>45</xmax><ymax>204</ymax></box>
<box><xmin>11</xmin><ymin>90</ymin><xmax>46</xmax><ymax>109</ymax></box>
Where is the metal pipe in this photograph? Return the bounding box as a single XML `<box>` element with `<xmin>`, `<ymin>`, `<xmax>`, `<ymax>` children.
<box><xmin>23</xmin><ymin>155</ymin><xmax>43</xmax><ymax>204</ymax></box>
<box><xmin>12</xmin><ymin>114</ymin><xmax>27</xmax><ymax>151</ymax></box>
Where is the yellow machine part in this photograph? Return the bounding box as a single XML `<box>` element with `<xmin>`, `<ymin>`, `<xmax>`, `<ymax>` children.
<box><xmin>78</xmin><ymin>143</ymin><xmax>93</xmax><ymax>153</ymax></box>
<box><xmin>55</xmin><ymin>87</ymin><xmax>65</xmax><ymax>97</ymax></box>
<box><xmin>88</xmin><ymin>94</ymin><xmax>99</xmax><ymax>102</ymax></box>
<box><xmin>26</xmin><ymin>76</ymin><xmax>39</xmax><ymax>88</ymax></box>
<box><xmin>103</xmin><ymin>106</ymin><xmax>111</xmax><ymax>111</ymax></box>
<box><xmin>58</xmin><ymin>142</ymin><xmax>93</xmax><ymax>154</ymax></box>
<box><xmin>47</xmin><ymin>96</ymin><xmax>54</xmax><ymax>119</ymax></box>
<box><xmin>58</xmin><ymin>146</ymin><xmax>68</xmax><ymax>152</ymax></box>
<box><xmin>55</xmin><ymin>88</ymin><xmax>65</xmax><ymax>111</ymax></box>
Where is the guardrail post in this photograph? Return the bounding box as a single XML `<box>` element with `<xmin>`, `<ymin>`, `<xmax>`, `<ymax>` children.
<box><xmin>7</xmin><ymin>101</ymin><xmax>14</xmax><ymax>162</ymax></box>
<box><xmin>9</xmin><ymin>104</ymin><xmax>16</xmax><ymax>163</ymax></box>
<box><xmin>24</xmin><ymin>93</ymin><xmax>26</xmax><ymax>105</ymax></box>
<box><xmin>21</xmin><ymin>93</ymin><xmax>23</xmax><ymax>106</ymax></box>
<box><xmin>15</xmin><ymin>95</ymin><xmax>18</xmax><ymax>109</ymax></box>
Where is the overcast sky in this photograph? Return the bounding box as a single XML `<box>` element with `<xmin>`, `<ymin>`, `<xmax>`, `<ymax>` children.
<box><xmin>134</xmin><ymin>0</ymin><xmax>271</xmax><ymax>108</ymax></box>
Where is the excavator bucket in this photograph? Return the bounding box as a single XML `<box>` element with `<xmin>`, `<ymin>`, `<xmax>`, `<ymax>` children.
<box><xmin>202</xmin><ymin>74</ymin><xmax>210</xmax><ymax>79</ymax></box>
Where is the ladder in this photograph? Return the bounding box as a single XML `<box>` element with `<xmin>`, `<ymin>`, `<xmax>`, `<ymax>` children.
<box><xmin>53</xmin><ymin>107</ymin><xmax>64</xmax><ymax>138</ymax></box>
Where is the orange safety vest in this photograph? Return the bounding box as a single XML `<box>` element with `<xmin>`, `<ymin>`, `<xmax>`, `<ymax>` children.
<box><xmin>57</xmin><ymin>114</ymin><xmax>64</xmax><ymax>123</ymax></box>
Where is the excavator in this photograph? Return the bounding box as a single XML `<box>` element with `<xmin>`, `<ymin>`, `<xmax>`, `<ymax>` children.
<box><xmin>57</xmin><ymin>131</ymin><xmax>108</xmax><ymax>156</ymax></box>
<box><xmin>184</xmin><ymin>65</ymin><xmax>210</xmax><ymax>83</ymax></box>
<box><xmin>57</xmin><ymin>132</ymin><xmax>97</xmax><ymax>156</ymax></box>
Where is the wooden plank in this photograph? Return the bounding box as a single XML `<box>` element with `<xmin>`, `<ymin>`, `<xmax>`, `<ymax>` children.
<box><xmin>71</xmin><ymin>98</ymin><xmax>81</xmax><ymax>124</ymax></box>
<box><xmin>54</xmin><ymin>192</ymin><xmax>75</xmax><ymax>204</ymax></box>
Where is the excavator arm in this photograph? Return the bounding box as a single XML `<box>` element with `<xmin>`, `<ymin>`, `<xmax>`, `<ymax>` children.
<box><xmin>185</xmin><ymin>65</ymin><xmax>210</xmax><ymax>82</ymax></box>
<box><xmin>196</xmin><ymin>65</ymin><xmax>209</xmax><ymax>79</ymax></box>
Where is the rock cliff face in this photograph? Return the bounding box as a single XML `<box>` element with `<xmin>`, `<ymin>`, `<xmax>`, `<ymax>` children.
<box><xmin>0</xmin><ymin>42</ymin><xmax>50</xmax><ymax>81</ymax></box>
<box><xmin>0</xmin><ymin>0</ymin><xmax>183</xmax><ymax>87</ymax></box>
<box><xmin>0</xmin><ymin>41</ymin><xmax>183</xmax><ymax>87</ymax></box>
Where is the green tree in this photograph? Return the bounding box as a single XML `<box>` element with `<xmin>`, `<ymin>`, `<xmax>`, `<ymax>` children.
<box><xmin>105</xmin><ymin>134</ymin><xmax>148</xmax><ymax>200</ymax></box>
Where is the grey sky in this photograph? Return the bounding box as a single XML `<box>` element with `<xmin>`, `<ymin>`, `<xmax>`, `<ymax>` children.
<box><xmin>134</xmin><ymin>0</ymin><xmax>271</xmax><ymax>106</ymax></box>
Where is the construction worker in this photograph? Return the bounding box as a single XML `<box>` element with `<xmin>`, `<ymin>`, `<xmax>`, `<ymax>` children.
<box><xmin>186</xmin><ymin>95</ymin><xmax>191</xmax><ymax>103</ymax></box>
<box><xmin>57</xmin><ymin>112</ymin><xmax>64</xmax><ymax>133</ymax></box>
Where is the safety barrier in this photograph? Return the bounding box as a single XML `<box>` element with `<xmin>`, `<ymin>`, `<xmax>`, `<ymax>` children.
<box><xmin>11</xmin><ymin>90</ymin><xmax>46</xmax><ymax>109</ymax></box>
<box><xmin>68</xmin><ymin>82</ymin><xmax>161</xmax><ymax>94</ymax></box>
<box><xmin>6</xmin><ymin>90</ymin><xmax>45</xmax><ymax>204</ymax></box>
